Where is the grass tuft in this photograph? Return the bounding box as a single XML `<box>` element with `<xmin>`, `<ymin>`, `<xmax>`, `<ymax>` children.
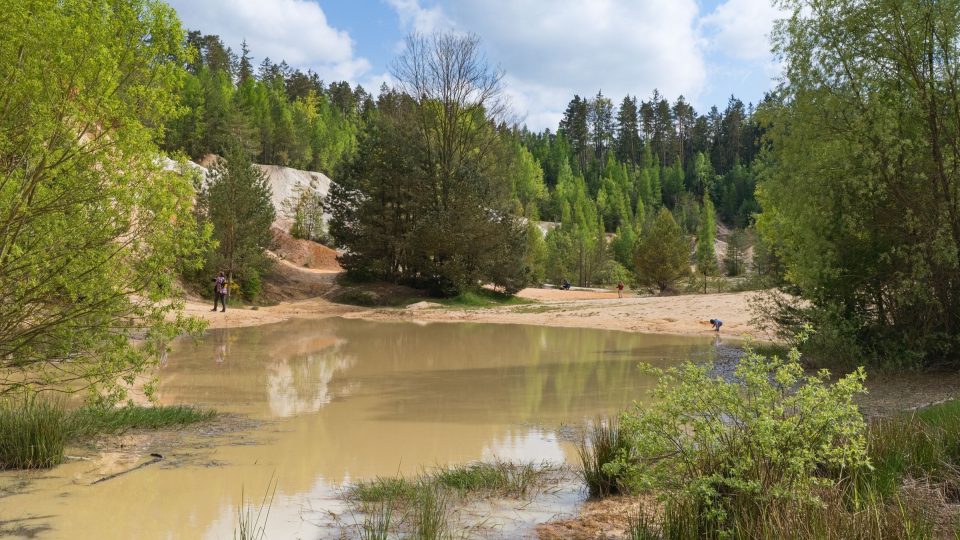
<box><xmin>349</xmin><ymin>476</ymin><xmax>424</xmax><ymax>504</ymax></box>
<box><xmin>235</xmin><ymin>475</ymin><xmax>277</xmax><ymax>540</ymax></box>
<box><xmin>431</xmin><ymin>460</ymin><xmax>552</xmax><ymax>497</ymax></box>
<box><xmin>0</xmin><ymin>396</ymin><xmax>70</xmax><ymax>470</ymax></box>
<box><xmin>577</xmin><ymin>416</ymin><xmax>629</xmax><ymax>497</ymax></box>
<box><xmin>358</xmin><ymin>500</ymin><xmax>394</xmax><ymax>540</ymax></box>
<box><xmin>412</xmin><ymin>484</ymin><xmax>450</xmax><ymax>540</ymax></box>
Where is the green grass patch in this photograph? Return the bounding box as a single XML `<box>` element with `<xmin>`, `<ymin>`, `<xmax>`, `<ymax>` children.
<box><xmin>0</xmin><ymin>398</ymin><xmax>216</xmax><ymax>470</ymax></box>
<box><xmin>433</xmin><ymin>289</ymin><xmax>531</xmax><ymax>309</ymax></box>
<box><xmin>349</xmin><ymin>476</ymin><xmax>425</xmax><ymax>504</ymax></box>
<box><xmin>347</xmin><ymin>460</ymin><xmax>555</xmax><ymax>506</ymax></box>
<box><xmin>431</xmin><ymin>460</ymin><xmax>551</xmax><ymax>497</ymax></box>
<box><xmin>69</xmin><ymin>405</ymin><xmax>216</xmax><ymax>439</ymax></box>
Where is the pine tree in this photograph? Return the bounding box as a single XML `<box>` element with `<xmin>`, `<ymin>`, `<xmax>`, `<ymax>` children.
<box><xmin>200</xmin><ymin>144</ymin><xmax>276</xmax><ymax>300</ymax></box>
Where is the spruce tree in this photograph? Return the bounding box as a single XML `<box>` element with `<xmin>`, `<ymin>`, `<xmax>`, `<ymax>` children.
<box><xmin>634</xmin><ymin>208</ymin><xmax>689</xmax><ymax>292</ymax></box>
<box><xmin>695</xmin><ymin>197</ymin><xmax>718</xmax><ymax>293</ymax></box>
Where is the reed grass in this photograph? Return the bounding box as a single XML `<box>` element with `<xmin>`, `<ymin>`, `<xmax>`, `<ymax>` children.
<box><xmin>577</xmin><ymin>415</ymin><xmax>629</xmax><ymax>497</ymax></box>
<box><xmin>0</xmin><ymin>396</ymin><xmax>70</xmax><ymax>470</ymax></box>
<box><xmin>235</xmin><ymin>475</ymin><xmax>277</xmax><ymax>540</ymax></box>
<box><xmin>412</xmin><ymin>484</ymin><xmax>450</xmax><ymax>540</ymax></box>
<box><xmin>431</xmin><ymin>460</ymin><xmax>552</xmax><ymax>497</ymax></box>
<box><xmin>358</xmin><ymin>500</ymin><xmax>394</xmax><ymax>540</ymax></box>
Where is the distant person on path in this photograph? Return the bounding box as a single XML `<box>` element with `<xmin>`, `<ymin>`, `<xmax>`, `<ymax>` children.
<box><xmin>617</xmin><ymin>280</ymin><xmax>624</xmax><ymax>298</ymax></box>
<box><xmin>710</xmin><ymin>318</ymin><xmax>723</xmax><ymax>332</ymax></box>
<box><xmin>212</xmin><ymin>271</ymin><xmax>227</xmax><ymax>312</ymax></box>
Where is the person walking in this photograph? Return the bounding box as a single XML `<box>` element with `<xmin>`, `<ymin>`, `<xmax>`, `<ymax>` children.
<box><xmin>212</xmin><ymin>271</ymin><xmax>228</xmax><ymax>312</ymax></box>
<box><xmin>617</xmin><ymin>280</ymin><xmax>624</xmax><ymax>298</ymax></box>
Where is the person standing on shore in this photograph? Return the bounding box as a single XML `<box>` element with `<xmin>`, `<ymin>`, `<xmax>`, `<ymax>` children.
<box><xmin>212</xmin><ymin>271</ymin><xmax>228</xmax><ymax>312</ymax></box>
<box><xmin>617</xmin><ymin>280</ymin><xmax>624</xmax><ymax>298</ymax></box>
<box><xmin>710</xmin><ymin>318</ymin><xmax>723</xmax><ymax>332</ymax></box>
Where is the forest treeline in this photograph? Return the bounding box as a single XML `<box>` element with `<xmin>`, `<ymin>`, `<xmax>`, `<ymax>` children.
<box><xmin>164</xmin><ymin>31</ymin><xmax>765</xmax><ymax>292</ymax></box>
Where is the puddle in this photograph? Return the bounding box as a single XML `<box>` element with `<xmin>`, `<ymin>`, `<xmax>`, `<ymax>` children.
<box><xmin>0</xmin><ymin>318</ymin><xmax>718</xmax><ymax>539</ymax></box>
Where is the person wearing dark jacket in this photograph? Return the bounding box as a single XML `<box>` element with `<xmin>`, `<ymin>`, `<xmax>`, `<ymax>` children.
<box><xmin>212</xmin><ymin>271</ymin><xmax>228</xmax><ymax>312</ymax></box>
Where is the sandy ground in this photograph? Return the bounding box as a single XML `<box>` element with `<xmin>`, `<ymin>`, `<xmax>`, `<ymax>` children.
<box><xmin>359</xmin><ymin>290</ymin><xmax>769</xmax><ymax>339</ymax></box>
<box><xmin>184</xmin><ymin>287</ymin><xmax>767</xmax><ymax>339</ymax></box>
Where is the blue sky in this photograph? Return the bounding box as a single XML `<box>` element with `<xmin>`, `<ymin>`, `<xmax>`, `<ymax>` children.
<box><xmin>167</xmin><ymin>0</ymin><xmax>785</xmax><ymax>131</ymax></box>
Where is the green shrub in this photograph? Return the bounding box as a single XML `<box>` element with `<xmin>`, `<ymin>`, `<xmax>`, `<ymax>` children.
<box><xmin>0</xmin><ymin>396</ymin><xmax>70</xmax><ymax>469</ymax></box>
<box><xmin>613</xmin><ymin>346</ymin><xmax>869</xmax><ymax>533</ymax></box>
<box><xmin>240</xmin><ymin>271</ymin><xmax>262</xmax><ymax>302</ymax></box>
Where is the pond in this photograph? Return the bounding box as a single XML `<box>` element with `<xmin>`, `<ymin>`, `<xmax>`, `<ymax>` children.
<box><xmin>1</xmin><ymin>318</ymin><xmax>719</xmax><ymax>539</ymax></box>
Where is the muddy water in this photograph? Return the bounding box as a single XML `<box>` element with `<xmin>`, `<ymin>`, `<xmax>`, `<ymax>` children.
<box><xmin>0</xmin><ymin>318</ymin><xmax>718</xmax><ymax>539</ymax></box>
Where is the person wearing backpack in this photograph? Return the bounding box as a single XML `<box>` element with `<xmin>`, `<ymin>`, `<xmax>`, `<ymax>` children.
<box><xmin>212</xmin><ymin>271</ymin><xmax>228</xmax><ymax>312</ymax></box>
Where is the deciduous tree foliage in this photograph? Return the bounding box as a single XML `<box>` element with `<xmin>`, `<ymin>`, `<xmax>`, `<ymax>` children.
<box><xmin>759</xmin><ymin>0</ymin><xmax>960</xmax><ymax>366</ymax></box>
<box><xmin>329</xmin><ymin>34</ymin><xmax>531</xmax><ymax>295</ymax></box>
<box><xmin>0</xmin><ymin>0</ymin><xmax>207</xmax><ymax>400</ymax></box>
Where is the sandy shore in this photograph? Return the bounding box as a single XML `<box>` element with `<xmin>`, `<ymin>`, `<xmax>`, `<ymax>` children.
<box><xmin>359</xmin><ymin>290</ymin><xmax>768</xmax><ymax>339</ymax></box>
<box><xmin>183</xmin><ymin>288</ymin><xmax>769</xmax><ymax>339</ymax></box>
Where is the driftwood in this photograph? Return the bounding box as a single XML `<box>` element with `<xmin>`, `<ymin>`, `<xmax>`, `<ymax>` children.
<box><xmin>90</xmin><ymin>453</ymin><xmax>163</xmax><ymax>485</ymax></box>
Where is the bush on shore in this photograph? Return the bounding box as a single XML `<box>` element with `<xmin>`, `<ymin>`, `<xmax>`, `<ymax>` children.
<box><xmin>598</xmin><ymin>345</ymin><xmax>960</xmax><ymax>538</ymax></box>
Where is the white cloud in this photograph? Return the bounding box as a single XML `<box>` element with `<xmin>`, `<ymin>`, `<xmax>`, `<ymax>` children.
<box><xmin>167</xmin><ymin>0</ymin><xmax>372</xmax><ymax>81</ymax></box>
<box><xmin>699</xmin><ymin>0</ymin><xmax>786</xmax><ymax>62</ymax></box>
<box><xmin>386</xmin><ymin>0</ymin><xmax>455</xmax><ymax>34</ymax></box>
<box><xmin>387</xmin><ymin>0</ymin><xmax>706</xmax><ymax>131</ymax></box>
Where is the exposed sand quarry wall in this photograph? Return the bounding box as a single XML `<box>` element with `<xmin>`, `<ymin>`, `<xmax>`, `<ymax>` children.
<box><xmin>169</xmin><ymin>155</ymin><xmax>335</xmax><ymax>233</ymax></box>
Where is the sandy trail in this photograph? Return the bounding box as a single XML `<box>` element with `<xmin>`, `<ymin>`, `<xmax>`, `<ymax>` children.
<box><xmin>183</xmin><ymin>285</ymin><xmax>767</xmax><ymax>339</ymax></box>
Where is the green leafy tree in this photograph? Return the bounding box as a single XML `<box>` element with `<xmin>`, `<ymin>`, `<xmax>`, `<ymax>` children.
<box><xmin>634</xmin><ymin>209</ymin><xmax>689</xmax><ymax>292</ymax></box>
<box><xmin>695</xmin><ymin>197</ymin><xmax>718</xmax><ymax>293</ymax></box>
<box><xmin>0</xmin><ymin>0</ymin><xmax>208</xmax><ymax>401</ymax></box>
<box><xmin>198</xmin><ymin>145</ymin><xmax>275</xmax><ymax>300</ymax></box>
<box><xmin>284</xmin><ymin>180</ymin><xmax>326</xmax><ymax>244</ymax></box>
<box><xmin>759</xmin><ymin>0</ymin><xmax>960</xmax><ymax>366</ymax></box>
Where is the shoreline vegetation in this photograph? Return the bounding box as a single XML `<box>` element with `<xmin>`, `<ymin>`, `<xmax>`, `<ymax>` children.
<box><xmin>547</xmin><ymin>349</ymin><xmax>960</xmax><ymax>540</ymax></box>
<box><xmin>0</xmin><ymin>398</ymin><xmax>215</xmax><ymax>470</ymax></box>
